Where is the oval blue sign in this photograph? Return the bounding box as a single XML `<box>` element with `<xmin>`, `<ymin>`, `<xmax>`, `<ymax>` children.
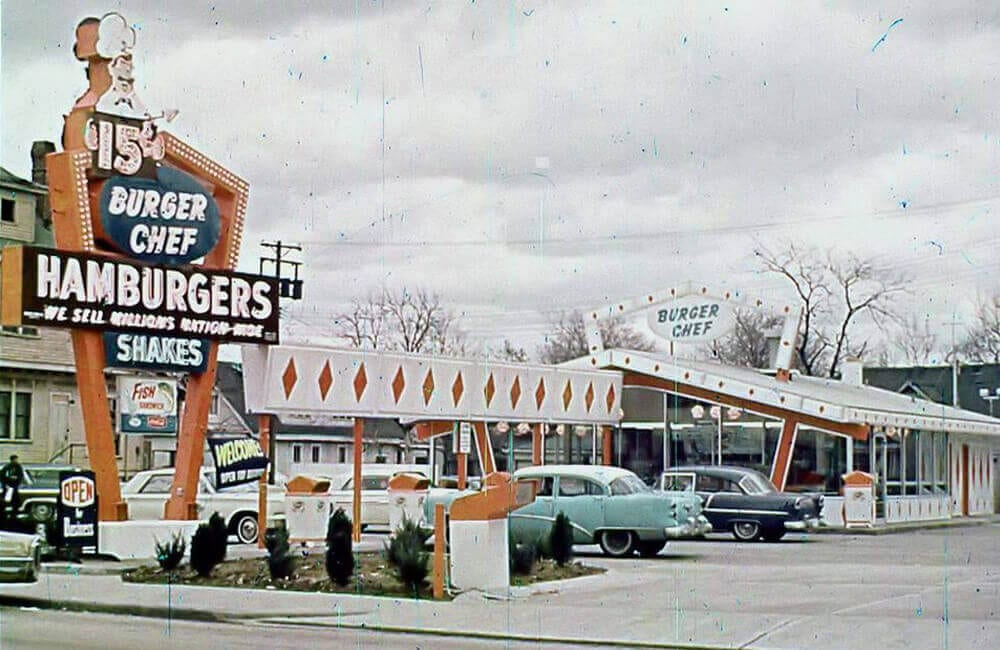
<box><xmin>99</xmin><ymin>166</ymin><xmax>221</xmax><ymax>264</ymax></box>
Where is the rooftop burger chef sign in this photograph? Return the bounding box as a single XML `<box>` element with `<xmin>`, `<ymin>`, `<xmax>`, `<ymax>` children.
<box><xmin>647</xmin><ymin>294</ymin><xmax>736</xmax><ymax>342</ymax></box>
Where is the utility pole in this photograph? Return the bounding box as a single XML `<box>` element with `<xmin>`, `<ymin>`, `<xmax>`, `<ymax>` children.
<box><xmin>259</xmin><ymin>240</ymin><xmax>304</xmax><ymax>300</ymax></box>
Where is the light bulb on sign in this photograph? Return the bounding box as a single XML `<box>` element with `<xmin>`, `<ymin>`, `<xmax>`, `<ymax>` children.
<box><xmin>709</xmin><ymin>405</ymin><xmax>721</xmax><ymax>420</ymax></box>
<box><xmin>690</xmin><ymin>404</ymin><xmax>705</xmax><ymax>419</ymax></box>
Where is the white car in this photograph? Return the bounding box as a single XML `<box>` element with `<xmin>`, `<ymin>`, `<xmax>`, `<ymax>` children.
<box><xmin>324</xmin><ymin>468</ymin><xmax>427</xmax><ymax>530</ymax></box>
<box><xmin>121</xmin><ymin>468</ymin><xmax>285</xmax><ymax>544</ymax></box>
<box><xmin>0</xmin><ymin>531</ymin><xmax>41</xmax><ymax>582</ymax></box>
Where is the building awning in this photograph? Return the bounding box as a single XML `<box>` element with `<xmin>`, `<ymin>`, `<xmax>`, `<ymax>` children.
<box><xmin>567</xmin><ymin>349</ymin><xmax>1000</xmax><ymax>437</ymax></box>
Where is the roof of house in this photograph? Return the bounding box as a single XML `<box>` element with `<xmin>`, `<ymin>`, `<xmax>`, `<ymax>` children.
<box><xmin>864</xmin><ymin>364</ymin><xmax>1000</xmax><ymax>416</ymax></box>
<box><xmin>0</xmin><ymin>167</ymin><xmax>46</xmax><ymax>195</ymax></box>
<box><xmin>571</xmin><ymin>350</ymin><xmax>1000</xmax><ymax>436</ymax></box>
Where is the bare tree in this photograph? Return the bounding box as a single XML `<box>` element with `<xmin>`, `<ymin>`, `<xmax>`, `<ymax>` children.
<box><xmin>891</xmin><ymin>314</ymin><xmax>940</xmax><ymax>365</ymax></box>
<box><xmin>956</xmin><ymin>296</ymin><xmax>1000</xmax><ymax>363</ymax></box>
<box><xmin>333</xmin><ymin>287</ymin><xmax>467</xmax><ymax>355</ymax></box>
<box><xmin>488</xmin><ymin>339</ymin><xmax>530</xmax><ymax>363</ymax></box>
<box><xmin>708</xmin><ymin>307</ymin><xmax>784</xmax><ymax>368</ymax></box>
<box><xmin>755</xmin><ymin>243</ymin><xmax>908</xmax><ymax>378</ymax></box>
<box><xmin>538</xmin><ymin>310</ymin><xmax>656</xmax><ymax>365</ymax></box>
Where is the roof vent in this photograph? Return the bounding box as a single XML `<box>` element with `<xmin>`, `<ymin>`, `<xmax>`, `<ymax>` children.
<box><xmin>841</xmin><ymin>357</ymin><xmax>863</xmax><ymax>386</ymax></box>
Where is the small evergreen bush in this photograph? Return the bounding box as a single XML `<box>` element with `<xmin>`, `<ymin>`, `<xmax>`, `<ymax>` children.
<box><xmin>509</xmin><ymin>535</ymin><xmax>537</xmax><ymax>576</ymax></box>
<box><xmin>207</xmin><ymin>512</ymin><xmax>228</xmax><ymax>566</ymax></box>
<box><xmin>154</xmin><ymin>532</ymin><xmax>186</xmax><ymax>572</ymax></box>
<box><xmin>385</xmin><ymin>516</ymin><xmax>431</xmax><ymax>593</ymax></box>
<box><xmin>190</xmin><ymin>522</ymin><xmax>218</xmax><ymax>577</ymax></box>
<box><xmin>549</xmin><ymin>512</ymin><xmax>574</xmax><ymax>567</ymax></box>
<box><xmin>264</xmin><ymin>526</ymin><xmax>296</xmax><ymax>580</ymax></box>
<box><xmin>325</xmin><ymin>508</ymin><xmax>354</xmax><ymax>586</ymax></box>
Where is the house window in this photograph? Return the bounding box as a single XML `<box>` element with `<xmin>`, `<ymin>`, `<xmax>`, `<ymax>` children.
<box><xmin>338</xmin><ymin>447</ymin><xmax>347</xmax><ymax>463</ymax></box>
<box><xmin>0</xmin><ymin>391</ymin><xmax>31</xmax><ymax>440</ymax></box>
<box><xmin>1</xmin><ymin>198</ymin><xmax>14</xmax><ymax>223</ymax></box>
<box><xmin>292</xmin><ymin>445</ymin><xmax>302</xmax><ymax>463</ymax></box>
<box><xmin>1</xmin><ymin>326</ymin><xmax>39</xmax><ymax>337</ymax></box>
<box><xmin>311</xmin><ymin>445</ymin><xmax>320</xmax><ymax>463</ymax></box>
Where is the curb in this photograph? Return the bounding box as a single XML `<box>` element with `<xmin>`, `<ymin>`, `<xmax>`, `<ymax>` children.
<box><xmin>0</xmin><ymin>593</ymin><xmax>735</xmax><ymax>650</ymax></box>
<box><xmin>815</xmin><ymin>516</ymin><xmax>1000</xmax><ymax>536</ymax></box>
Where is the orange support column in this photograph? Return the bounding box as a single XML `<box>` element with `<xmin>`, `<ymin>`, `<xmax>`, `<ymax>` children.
<box><xmin>165</xmin><ymin>343</ymin><xmax>220</xmax><ymax>520</ymax></box>
<box><xmin>353</xmin><ymin>417</ymin><xmax>364</xmax><ymax>543</ymax></box>
<box><xmin>602</xmin><ymin>426</ymin><xmax>614</xmax><ymax>466</ymax></box>
<box><xmin>457</xmin><ymin>451</ymin><xmax>468</xmax><ymax>490</ymax></box>
<box><xmin>256</xmin><ymin>414</ymin><xmax>271</xmax><ymax>549</ymax></box>
<box><xmin>769</xmin><ymin>419</ymin><xmax>798</xmax><ymax>491</ymax></box>
<box><xmin>72</xmin><ymin>330</ymin><xmax>127</xmax><ymax>521</ymax></box>
<box><xmin>472</xmin><ymin>422</ymin><xmax>496</xmax><ymax>475</ymax></box>
<box><xmin>532</xmin><ymin>424</ymin><xmax>543</xmax><ymax>465</ymax></box>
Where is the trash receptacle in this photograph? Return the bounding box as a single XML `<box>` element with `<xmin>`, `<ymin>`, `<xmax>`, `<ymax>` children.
<box><xmin>387</xmin><ymin>472</ymin><xmax>430</xmax><ymax>533</ymax></box>
<box><xmin>842</xmin><ymin>471</ymin><xmax>875</xmax><ymax>528</ymax></box>
<box><xmin>284</xmin><ymin>475</ymin><xmax>332</xmax><ymax>543</ymax></box>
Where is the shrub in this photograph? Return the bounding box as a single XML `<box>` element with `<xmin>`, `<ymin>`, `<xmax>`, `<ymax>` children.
<box><xmin>190</xmin><ymin>522</ymin><xmax>218</xmax><ymax>577</ymax></box>
<box><xmin>207</xmin><ymin>512</ymin><xmax>228</xmax><ymax>566</ymax></box>
<box><xmin>264</xmin><ymin>526</ymin><xmax>296</xmax><ymax>580</ymax></box>
<box><xmin>385</xmin><ymin>516</ymin><xmax>431</xmax><ymax>594</ymax></box>
<box><xmin>325</xmin><ymin>508</ymin><xmax>354</xmax><ymax>586</ymax></box>
<box><xmin>509</xmin><ymin>535</ymin><xmax>537</xmax><ymax>576</ymax></box>
<box><xmin>549</xmin><ymin>512</ymin><xmax>574</xmax><ymax>567</ymax></box>
<box><xmin>154</xmin><ymin>532</ymin><xmax>186</xmax><ymax>572</ymax></box>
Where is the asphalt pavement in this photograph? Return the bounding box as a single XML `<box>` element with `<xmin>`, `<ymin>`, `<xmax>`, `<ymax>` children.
<box><xmin>2</xmin><ymin>522</ymin><xmax>998</xmax><ymax>649</ymax></box>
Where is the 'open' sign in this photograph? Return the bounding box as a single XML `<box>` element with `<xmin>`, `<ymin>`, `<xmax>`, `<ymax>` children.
<box><xmin>61</xmin><ymin>476</ymin><xmax>96</xmax><ymax>508</ymax></box>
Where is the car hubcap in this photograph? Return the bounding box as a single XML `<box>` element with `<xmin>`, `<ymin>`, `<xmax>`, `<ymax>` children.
<box><xmin>604</xmin><ymin>531</ymin><xmax>631</xmax><ymax>554</ymax></box>
<box><xmin>735</xmin><ymin>523</ymin><xmax>758</xmax><ymax>539</ymax></box>
<box><xmin>240</xmin><ymin>517</ymin><xmax>258</xmax><ymax>542</ymax></box>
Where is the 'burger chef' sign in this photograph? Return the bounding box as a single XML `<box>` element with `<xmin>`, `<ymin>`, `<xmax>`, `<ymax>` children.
<box><xmin>99</xmin><ymin>166</ymin><xmax>221</xmax><ymax>265</ymax></box>
<box><xmin>647</xmin><ymin>295</ymin><xmax>735</xmax><ymax>342</ymax></box>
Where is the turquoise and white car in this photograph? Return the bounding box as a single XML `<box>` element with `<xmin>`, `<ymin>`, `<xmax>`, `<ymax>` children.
<box><xmin>510</xmin><ymin>465</ymin><xmax>710</xmax><ymax>557</ymax></box>
<box><xmin>425</xmin><ymin>465</ymin><xmax>710</xmax><ymax>557</ymax></box>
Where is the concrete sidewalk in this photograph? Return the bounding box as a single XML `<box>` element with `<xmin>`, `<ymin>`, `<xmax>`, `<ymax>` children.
<box><xmin>7</xmin><ymin>524</ymin><xmax>998</xmax><ymax>650</ymax></box>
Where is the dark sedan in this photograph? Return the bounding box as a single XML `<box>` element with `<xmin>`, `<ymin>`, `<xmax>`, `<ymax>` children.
<box><xmin>660</xmin><ymin>465</ymin><xmax>822</xmax><ymax>542</ymax></box>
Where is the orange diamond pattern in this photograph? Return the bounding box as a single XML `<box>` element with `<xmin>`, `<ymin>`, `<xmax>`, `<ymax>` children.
<box><xmin>562</xmin><ymin>380</ymin><xmax>573</xmax><ymax>411</ymax></box>
<box><xmin>584</xmin><ymin>382</ymin><xmax>595</xmax><ymax>412</ymax></box>
<box><xmin>510</xmin><ymin>376</ymin><xmax>522</xmax><ymax>409</ymax></box>
<box><xmin>281</xmin><ymin>358</ymin><xmax>298</xmax><ymax>399</ymax></box>
<box><xmin>318</xmin><ymin>360</ymin><xmax>333</xmax><ymax>401</ymax></box>
<box><xmin>422</xmin><ymin>369</ymin><xmax>435</xmax><ymax>406</ymax></box>
<box><xmin>353</xmin><ymin>363</ymin><xmax>368</xmax><ymax>402</ymax></box>
<box><xmin>451</xmin><ymin>371</ymin><xmax>464</xmax><ymax>407</ymax></box>
<box><xmin>391</xmin><ymin>366</ymin><xmax>405</xmax><ymax>404</ymax></box>
<box><xmin>535</xmin><ymin>378</ymin><xmax>546</xmax><ymax>409</ymax></box>
<box><xmin>606</xmin><ymin>385</ymin><xmax>616</xmax><ymax>414</ymax></box>
<box><xmin>484</xmin><ymin>373</ymin><xmax>496</xmax><ymax>407</ymax></box>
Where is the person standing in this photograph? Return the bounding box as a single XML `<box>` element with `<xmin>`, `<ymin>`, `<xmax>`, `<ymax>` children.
<box><xmin>0</xmin><ymin>455</ymin><xmax>25</xmax><ymax>523</ymax></box>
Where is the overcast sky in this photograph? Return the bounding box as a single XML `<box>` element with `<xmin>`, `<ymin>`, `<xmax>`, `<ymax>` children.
<box><xmin>3</xmin><ymin>1</ymin><xmax>999</xmax><ymax>360</ymax></box>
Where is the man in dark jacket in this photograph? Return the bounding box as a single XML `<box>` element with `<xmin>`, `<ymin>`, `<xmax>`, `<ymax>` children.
<box><xmin>0</xmin><ymin>455</ymin><xmax>25</xmax><ymax>522</ymax></box>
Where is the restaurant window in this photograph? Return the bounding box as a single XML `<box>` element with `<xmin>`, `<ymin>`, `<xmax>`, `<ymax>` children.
<box><xmin>0</xmin><ymin>391</ymin><xmax>32</xmax><ymax>440</ymax></box>
<box><xmin>935</xmin><ymin>431</ymin><xmax>948</xmax><ymax>493</ymax></box>
<box><xmin>338</xmin><ymin>447</ymin><xmax>347</xmax><ymax>463</ymax></box>
<box><xmin>292</xmin><ymin>444</ymin><xmax>302</xmax><ymax>464</ymax></box>
<box><xmin>311</xmin><ymin>445</ymin><xmax>320</xmax><ymax>463</ymax></box>
<box><xmin>788</xmin><ymin>428</ymin><xmax>848</xmax><ymax>495</ymax></box>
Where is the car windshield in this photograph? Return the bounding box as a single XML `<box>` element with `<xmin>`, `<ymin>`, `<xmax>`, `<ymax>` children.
<box><xmin>738</xmin><ymin>472</ymin><xmax>777</xmax><ymax>495</ymax></box>
<box><xmin>609</xmin><ymin>474</ymin><xmax>650</xmax><ymax>495</ymax></box>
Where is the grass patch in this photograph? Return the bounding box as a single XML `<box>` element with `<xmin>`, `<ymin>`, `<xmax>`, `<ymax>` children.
<box><xmin>123</xmin><ymin>551</ymin><xmax>603</xmax><ymax>599</ymax></box>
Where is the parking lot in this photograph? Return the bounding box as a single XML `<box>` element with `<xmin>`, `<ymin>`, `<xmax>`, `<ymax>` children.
<box><xmin>507</xmin><ymin>524</ymin><xmax>1000</xmax><ymax>649</ymax></box>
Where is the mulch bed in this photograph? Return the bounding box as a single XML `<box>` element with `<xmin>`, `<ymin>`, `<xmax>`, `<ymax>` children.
<box><xmin>122</xmin><ymin>552</ymin><xmax>603</xmax><ymax>599</ymax></box>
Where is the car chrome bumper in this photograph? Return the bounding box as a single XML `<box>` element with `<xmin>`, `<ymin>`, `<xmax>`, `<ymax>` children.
<box><xmin>784</xmin><ymin>517</ymin><xmax>821</xmax><ymax>531</ymax></box>
<box><xmin>665</xmin><ymin>515</ymin><xmax>712</xmax><ymax>538</ymax></box>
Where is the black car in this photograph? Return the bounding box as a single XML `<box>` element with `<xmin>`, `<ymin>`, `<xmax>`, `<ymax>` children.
<box><xmin>12</xmin><ymin>465</ymin><xmax>80</xmax><ymax>524</ymax></box>
<box><xmin>660</xmin><ymin>465</ymin><xmax>822</xmax><ymax>542</ymax></box>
